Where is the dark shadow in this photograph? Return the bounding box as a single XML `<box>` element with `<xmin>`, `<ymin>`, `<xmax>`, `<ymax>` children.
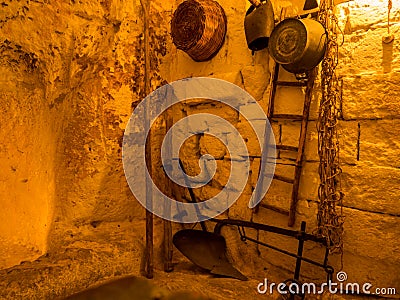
<box><xmin>382</xmin><ymin>39</ymin><xmax>394</xmax><ymax>73</ymax></box>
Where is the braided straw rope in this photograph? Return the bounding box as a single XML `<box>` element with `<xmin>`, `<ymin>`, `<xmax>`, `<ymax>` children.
<box><xmin>171</xmin><ymin>0</ymin><xmax>227</xmax><ymax>62</ymax></box>
<box><xmin>316</xmin><ymin>0</ymin><xmax>344</xmax><ymax>263</ymax></box>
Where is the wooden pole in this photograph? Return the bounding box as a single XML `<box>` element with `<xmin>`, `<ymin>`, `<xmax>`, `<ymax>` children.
<box><xmin>163</xmin><ymin>96</ymin><xmax>174</xmax><ymax>272</ymax></box>
<box><xmin>288</xmin><ymin>69</ymin><xmax>317</xmax><ymax>227</ymax></box>
<box><xmin>248</xmin><ymin>0</ymin><xmax>262</xmax><ymax>8</ymax></box>
<box><xmin>140</xmin><ymin>0</ymin><xmax>153</xmax><ymax>279</ymax></box>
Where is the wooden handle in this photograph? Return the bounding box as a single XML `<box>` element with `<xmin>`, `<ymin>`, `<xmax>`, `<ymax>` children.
<box><xmin>248</xmin><ymin>0</ymin><xmax>262</xmax><ymax>8</ymax></box>
<box><xmin>163</xmin><ymin>94</ymin><xmax>174</xmax><ymax>272</ymax></box>
<box><xmin>140</xmin><ymin>0</ymin><xmax>153</xmax><ymax>280</ymax></box>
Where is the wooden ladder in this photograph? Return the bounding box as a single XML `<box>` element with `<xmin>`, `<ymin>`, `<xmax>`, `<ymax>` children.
<box><xmin>256</xmin><ymin>63</ymin><xmax>317</xmax><ymax>227</ymax></box>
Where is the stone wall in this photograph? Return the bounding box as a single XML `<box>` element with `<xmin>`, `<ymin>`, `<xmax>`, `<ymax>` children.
<box><xmin>335</xmin><ymin>0</ymin><xmax>400</xmax><ymax>291</ymax></box>
<box><xmin>160</xmin><ymin>0</ymin><xmax>400</xmax><ymax>294</ymax></box>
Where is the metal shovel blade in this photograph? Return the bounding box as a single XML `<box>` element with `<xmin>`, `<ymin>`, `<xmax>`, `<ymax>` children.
<box><xmin>173</xmin><ymin>229</ymin><xmax>248</xmax><ymax>281</ymax></box>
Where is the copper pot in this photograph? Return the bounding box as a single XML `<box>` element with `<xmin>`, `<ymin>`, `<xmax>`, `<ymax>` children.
<box><xmin>269</xmin><ymin>18</ymin><xmax>327</xmax><ymax>74</ymax></box>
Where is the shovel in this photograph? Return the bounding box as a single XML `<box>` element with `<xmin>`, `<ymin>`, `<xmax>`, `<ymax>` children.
<box><xmin>172</xmin><ymin>160</ymin><xmax>248</xmax><ymax>281</ymax></box>
<box><xmin>173</xmin><ymin>229</ymin><xmax>247</xmax><ymax>281</ymax></box>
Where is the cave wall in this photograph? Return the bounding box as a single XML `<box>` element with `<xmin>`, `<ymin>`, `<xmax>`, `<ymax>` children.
<box><xmin>0</xmin><ymin>0</ymin><xmax>169</xmax><ymax>268</ymax></box>
<box><xmin>0</xmin><ymin>0</ymin><xmax>172</xmax><ymax>298</ymax></box>
<box><xmin>0</xmin><ymin>40</ymin><xmax>54</xmax><ymax>268</ymax></box>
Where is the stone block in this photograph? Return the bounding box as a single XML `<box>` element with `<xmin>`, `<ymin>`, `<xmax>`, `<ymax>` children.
<box><xmin>186</xmin><ymin>113</ymin><xmax>209</xmax><ymax>134</ymax></box>
<box><xmin>225</xmin><ymin>129</ymin><xmax>250</xmax><ymax>158</ymax></box>
<box><xmin>271</xmin><ymin>122</ymin><xmax>280</xmax><ymax>146</ymax></box>
<box><xmin>199</xmin><ymin>185</ymin><xmax>222</xmax><ymax>201</ymax></box>
<box><xmin>199</xmin><ymin>134</ymin><xmax>226</xmax><ymax>160</ymax></box>
<box><xmin>341</xmin><ymin>164</ymin><xmax>400</xmax><ymax>215</ymax></box>
<box><xmin>343</xmin><ymin>206</ymin><xmax>399</xmax><ymax>261</ymax></box>
<box><xmin>294</xmin><ymin>199</ymin><xmax>319</xmax><ymax>228</ymax></box>
<box><xmin>342</xmin><ymin>73</ymin><xmax>400</xmax><ymax>119</ymax></box>
<box><xmin>227</xmin><ymin>184</ymin><xmax>253</xmax><ymax>221</ymax></box>
<box><xmin>336</xmin><ymin>0</ymin><xmax>395</xmax><ymax>32</ymax></box>
<box><xmin>251</xmin><ymin>160</ymin><xmax>319</xmax><ymax>218</ymax></box>
<box><xmin>209</xmin><ymin>71</ymin><xmax>243</xmax><ymax>87</ymax></box>
<box><xmin>272</xmin><ymin>121</ymin><xmax>299</xmax><ymax>161</ymax></box>
<box><xmin>337</xmin><ymin>121</ymin><xmax>359</xmax><ymax>165</ymax></box>
<box><xmin>241</xmin><ymin>64</ymin><xmax>270</xmax><ymax>101</ymax></box>
<box><xmin>274</xmin><ymin>120</ymin><xmax>319</xmax><ymax>162</ymax></box>
<box><xmin>298</xmin><ymin>163</ymin><xmax>320</xmax><ymax>202</ymax></box>
<box><xmin>184</xmin><ymin>101</ymin><xmax>239</xmax><ymax>125</ymax></box>
<box><xmin>252</xmin><ymin>204</ymin><xmax>291</xmax><ymax>228</ymax></box>
<box><xmin>280</xmin><ymin>121</ymin><xmax>301</xmax><ymax>147</ymax></box>
<box><xmin>359</xmin><ymin>119</ymin><xmax>400</xmax><ymax>168</ymax></box>
<box><xmin>239</xmin><ymin>102</ymin><xmax>268</xmax><ymax>121</ymax></box>
<box><xmin>179</xmin><ymin>158</ymin><xmax>201</xmax><ymax>178</ymax></box>
<box><xmin>177</xmin><ymin>135</ymin><xmax>199</xmax><ymax>160</ymax></box>
<box><xmin>198</xmin><ymin>184</ymin><xmax>230</xmax><ymax>217</ymax></box>
<box><xmin>340</xmin><ymin>251</ymin><xmax>400</xmax><ymax>295</ymax></box>
<box><xmin>273</xmin><ymin>86</ymin><xmax>305</xmax><ymax>116</ymax></box>
<box><xmin>304</xmin><ymin>121</ymin><xmax>319</xmax><ymax>162</ymax></box>
<box><xmin>235</xmin><ymin>119</ymin><xmax>268</xmax><ymax>157</ymax></box>
<box><xmin>213</xmin><ymin>159</ymin><xmax>231</xmax><ymax>188</ymax></box>
<box><xmin>261</xmin><ymin>178</ymin><xmax>292</xmax><ymax>212</ymax></box>
<box><xmin>226</xmin><ymin>159</ymin><xmax>250</xmax><ymax>193</ymax></box>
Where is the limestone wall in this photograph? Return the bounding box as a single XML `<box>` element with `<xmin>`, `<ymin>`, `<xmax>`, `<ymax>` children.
<box><xmin>336</xmin><ymin>0</ymin><xmax>400</xmax><ymax>291</ymax></box>
<box><xmin>0</xmin><ymin>0</ymin><xmax>169</xmax><ymax>268</ymax></box>
<box><xmin>160</xmin><ymin>0</ymin><xmax>400</xmax><ymax>293</ymax></box>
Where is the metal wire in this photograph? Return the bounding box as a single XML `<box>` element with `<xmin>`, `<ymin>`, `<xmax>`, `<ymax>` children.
<box><xmin>315</xmin><ymin>0</ymin><xmax>345</xmax><ymax>264</ymax></box>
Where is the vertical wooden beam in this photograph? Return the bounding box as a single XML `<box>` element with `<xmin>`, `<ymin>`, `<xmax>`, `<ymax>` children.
<box><xmin>140</xmin><ymin>0</ymin><xmax>153</xmax><ymax>279</ymax></box>
<box><xmin>163</xmin><ymin>97</ymin><xmax>174</xmax><ymax>273</ymax></box>
<box><xmin>288</xmin><ymin>69</ymin><xmax>316</xmax><ymax>227</ymax></box>
<box><xmin>253</xmin><ymin>62</ymin><xmax>279</xmax><ymax>215</ymax></box>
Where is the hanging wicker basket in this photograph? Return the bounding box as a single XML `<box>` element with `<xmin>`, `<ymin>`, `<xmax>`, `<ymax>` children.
<box><xmin>171</xmin><ymin>0</ymin><xmax>227</xmax><ymax>62</ymax></box>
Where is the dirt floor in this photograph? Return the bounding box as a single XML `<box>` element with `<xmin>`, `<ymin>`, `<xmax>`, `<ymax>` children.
<box><xmin>0</xmin><ymin>220</ymin><xmax>359</xmax><ymax>300</ymax></box>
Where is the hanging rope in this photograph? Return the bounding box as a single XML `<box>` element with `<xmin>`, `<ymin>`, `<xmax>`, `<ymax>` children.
<box><xmin>388</xmin><ymin>0</ymin><xmax>392</xmax><ymax>35</ymax></box>
<box><xmin>383</xmin><ymin>0</ymin><xmax>394</xmax><ymax>43</ymax></box>
<box><xmin>315</xmin><ymin>0</ymin><xmax>345</xmax><ymax>262</ymax></box>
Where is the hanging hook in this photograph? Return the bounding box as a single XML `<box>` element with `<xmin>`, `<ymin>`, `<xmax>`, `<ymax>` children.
<box><xmin>383</xmin><ymin>0</ymin><xmax>394</xmax><ymax>43</ymax></box>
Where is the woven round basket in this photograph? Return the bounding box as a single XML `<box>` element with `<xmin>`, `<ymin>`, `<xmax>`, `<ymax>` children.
<box><xmin>171</xmin><ymin>0</ymin><xmax>227</xmax><ymax>62</ymax></box>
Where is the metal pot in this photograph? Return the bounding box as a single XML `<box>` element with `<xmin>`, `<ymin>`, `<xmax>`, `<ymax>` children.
<box><xmin>244</xmin><ymin>0</ymin><xmax>274</xmax><ymax>51</ymax></box>
<box><xmin>269</xmin><ymin>18</ymin><xmax>327</xmax><ymax>74</ymax></box>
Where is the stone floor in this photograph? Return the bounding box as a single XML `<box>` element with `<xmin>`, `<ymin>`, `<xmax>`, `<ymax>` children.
<box><xmin>0</xmin><ymin>239</ymin><xmax>41</xmax><ymax>270</ymax></box>
<box><xmin>0</xmin><ymin>221</ymin><xmax>365</xmax><ymax>300</ymax></box>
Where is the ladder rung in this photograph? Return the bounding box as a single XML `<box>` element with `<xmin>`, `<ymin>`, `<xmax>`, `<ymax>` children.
<box><xmin>271</xmin><ymin>114</ymin><xmax>304</xmax><ymax>120</ymax></box>
<box><xmin>273</xmin><ymin>174</ymin><xmax>295</xmax><ymax>184</ymax></box>
<box><xmin>276</xmin><ymin>145</ymin><xmax>299</xmax><ymax>152</ymax></box>
<box><xmin>275</xmin><ymin>81</ymin><xmax>308</xmax><ymax>87</ymax></box>
<box><xmin>259</xmin><ymin>203</ymin><xmax>290</xmax><ymax>216</ymax></box>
